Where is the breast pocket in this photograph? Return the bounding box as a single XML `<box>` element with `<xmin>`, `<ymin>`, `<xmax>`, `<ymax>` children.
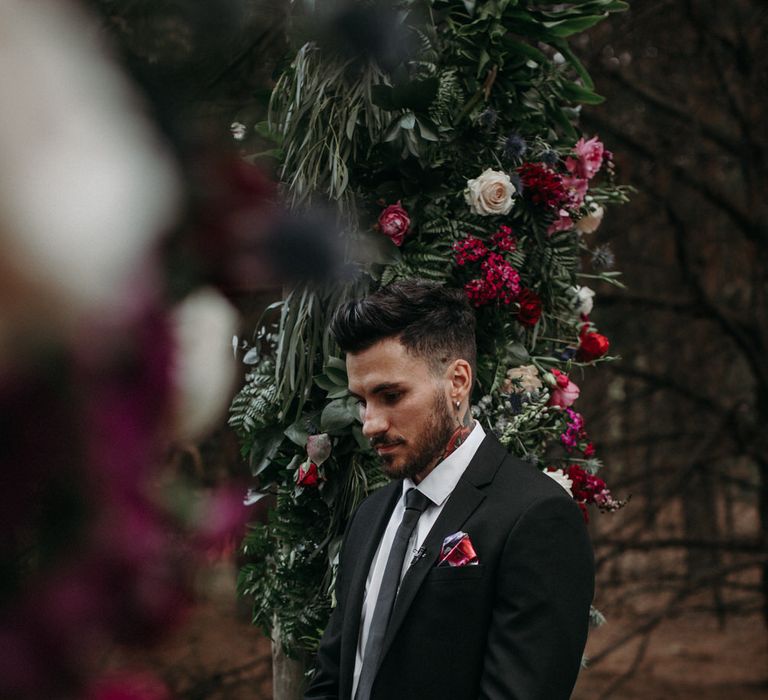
<box><xmin>426</xmin><ymin>564</ymin><xmax>485</xmax><ymax>582</ymax></box>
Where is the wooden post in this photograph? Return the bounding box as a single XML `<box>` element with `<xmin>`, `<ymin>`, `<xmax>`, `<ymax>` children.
<box><xmin>271</xmin><ymin>618</ymin><xmax>308</xmax><ymax>700</ymax></box>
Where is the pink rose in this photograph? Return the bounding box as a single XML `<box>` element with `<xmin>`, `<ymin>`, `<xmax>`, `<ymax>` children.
<box><xmin>566</xmin><ymin>136</ymin><xmax>604</xmax><ymax>180</ymax></box>
<box><xmin>549</xmin><ymin>369</ymin><xmax>580</xmax><ymax>407</ymax></box>
<box><xmin>377</xmin><ymin>201</ymin><xmax>411</xmax><ymax>246</ymax></box>
<box><xmin>306</xmin><ymin>433</ymin><xmax>332</xmax><ymax>466</ymax></box>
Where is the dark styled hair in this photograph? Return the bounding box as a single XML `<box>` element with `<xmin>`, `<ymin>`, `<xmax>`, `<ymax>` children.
<box><xmin>331</xmin><ymin>279</ymin><xmax>477</xmax><ymax>373</ymax></box>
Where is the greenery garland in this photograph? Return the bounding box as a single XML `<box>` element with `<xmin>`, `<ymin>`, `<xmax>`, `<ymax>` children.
<box><xmin>231</xmin><ymin>0</ymin><xmax>630</xmax><ymax>657</ymax></box>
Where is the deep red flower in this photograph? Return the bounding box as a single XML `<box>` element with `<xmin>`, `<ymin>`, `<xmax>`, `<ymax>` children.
<box><xmin>576</xmin><ymin>329</ymin><xmax>610</xmax><ymax>362</ymax></box>
<box><xmin>518</xmin><ymin>162</ymin><xmax>569</xmax><ymax>209</ymax></box>
<box><xmin>481</xmin><ymin>252</ymin><xmax>521</xmax><ymax>304</ymax></box>
<box><xmin>491</xmin><ymin>225</ymin><xmax>516</xmax><ymax>252</ymax></box>
<box><xmin>464</xmin><ymin>278</ymin><xmax>492</xmax><ymax>307</ymax></box>
<box><xmin>515</xmin><ymin>288</ymin><xmax>542</xmax><ymax>326</ymax></box>
<box><xmin>296</xmin><ymin>462</ymin><xmax>319</xmax><ymax>488</ymax></box>
<box><xmin>453</xmin><ymin>235</ymin><xmax>488</xmax><ymax>265</ymax></box>
<box><xmin>583</xmin><ymin>442</ymin><xmax>596</xmax><ymax>458</ymax></box>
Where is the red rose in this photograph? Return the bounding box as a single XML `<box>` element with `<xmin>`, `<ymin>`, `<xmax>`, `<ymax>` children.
<box><xmin>576</xmin><ymin>330</ymin><xmax>609</xmax><ymax>362</ymax></box>
<box><xmin>296</xmin><ymin>461</ymin><xmax>319</xmax><ymax>488</ymax></box>
<box><xmin>377</xmin><ymin>201</ymin><xmax>411</xmax><ymax>246</ymax></box>
<box><xmin>515</xmin><ymin>288</ymin><xmax>542</xmax><ymax>326</ymax></box>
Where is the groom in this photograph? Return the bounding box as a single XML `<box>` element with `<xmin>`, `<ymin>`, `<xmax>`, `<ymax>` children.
<box><xmin>305</xmin><ymin>279</ymin><xmax>594</xmax><ymax>700</ymax></box>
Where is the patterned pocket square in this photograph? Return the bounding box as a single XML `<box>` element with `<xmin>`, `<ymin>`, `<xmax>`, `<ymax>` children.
<box><xmin>437</xmin><ymin>531</ymin><xmax>479</xmax><ymax>567</ymax></box>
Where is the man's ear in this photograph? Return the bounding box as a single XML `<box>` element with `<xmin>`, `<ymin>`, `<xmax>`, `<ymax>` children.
<box><xmin>447</xmin><ymin>359</ymin><xmax>473</xmax><ymax>401</ymax></box>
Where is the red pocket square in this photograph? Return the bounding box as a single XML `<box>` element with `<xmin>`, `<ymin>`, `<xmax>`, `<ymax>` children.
<box><xmin>438</xmin><ymin>531</ymin><xmax>479</xmax><ymax>567</ymax></box>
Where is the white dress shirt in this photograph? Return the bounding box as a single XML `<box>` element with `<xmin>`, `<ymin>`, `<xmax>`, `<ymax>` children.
<box><xmin>351</xmin><ymin>422</ymin><xmax>486</xmax><ymax>697</ymax></box>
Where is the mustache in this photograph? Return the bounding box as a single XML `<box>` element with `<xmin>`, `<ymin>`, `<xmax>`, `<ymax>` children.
<box><xmin>370</xmin><ymin>436</ymin><xmax>405</xmax><ymax>449</ymax></box>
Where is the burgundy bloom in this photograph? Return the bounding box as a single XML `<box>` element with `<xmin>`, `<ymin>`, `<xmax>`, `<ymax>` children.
<box><xmin>515</xmin><ymin>288</ymin><xmax>542</xmax><ymax>326</ymax></box>
<box><xmin>377</xmin><ymin>201</ymin><xmax>411</xmax><ymax>246</ymax></box>
<box><xmin>517</xmin><ymin>162</ymin><xmax>569</xmax><ymax>209</ymax></box>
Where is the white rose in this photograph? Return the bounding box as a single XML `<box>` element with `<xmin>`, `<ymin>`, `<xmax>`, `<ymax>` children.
<box><xmin>545</xmin><ymin>469</ymin><xmax>573</xmax><ymax>496</ymax></box>
<box><xmin>575</xmin><ymin>203</ymin><xmax>604</xmax><ymax>234</ymax></box>
<box><xmin>571</xmin><ymin>286</ymin><xmax>595</xmax><ymax>316</ymax></box>
<box><xmin>465</xmin><ymin>168</ymin><xmax>516</xmax><ymax>216</ymax></box>
<box><xmin>171</xmin><ymin>288</ymin><xmax>240</xmax><ymax>442</ymax></box>
<box><xmin>502</xmin><ymin>364</ymin><xmax>543</xmax><ymax>394</ymax></box>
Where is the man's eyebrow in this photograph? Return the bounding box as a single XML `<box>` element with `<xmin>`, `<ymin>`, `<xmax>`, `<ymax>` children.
<box><xmin>348</xmin><ymin>382</ymin><xmax>405</xmax><ymax>399</ymax></box>
<box><xmin>372</xmin><ymin>382</ymin><xmax>404</xmax><ymax>394</ymax></box>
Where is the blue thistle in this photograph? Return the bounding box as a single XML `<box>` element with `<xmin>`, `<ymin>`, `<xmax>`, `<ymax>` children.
<box><xmin>591</xmin><ymin>244</ymin><xmax>616</xmax><ymax>270</ymax></box>
<box><xmin>541</xmin><ymin>149</ymin><xmax>559</xmax><ymax>167</ymax></box>
<box><xmin>501</xmin><ymin>133</ymin><xmax>527</xmax><ymax>161</ymax></box>
<box><xmin>478</xmin><ymin>107</ymin><xmax>498</xmax><ymax>129</ymax></box>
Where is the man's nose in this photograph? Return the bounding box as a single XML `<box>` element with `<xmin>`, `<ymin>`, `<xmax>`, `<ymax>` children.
<box><xmin>361</xmin><ymin>404</ymin><xmax>388</xmax><ymax>439</ymax></box>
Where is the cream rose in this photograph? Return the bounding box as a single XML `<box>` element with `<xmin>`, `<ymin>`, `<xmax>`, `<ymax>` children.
<box><xmin>575</xmin><ymin>202</ymin><xmax>604</xmax><ymax>234</ymax></box>
<box><xmin>502</xmin><ymin>364</ymin><xmax>543</xmax><ymax>394</ymax></box>
<box><xmin>465</xmin><ymin>168</ymin><xmax>516</xmax><ymax>216</ymax></box>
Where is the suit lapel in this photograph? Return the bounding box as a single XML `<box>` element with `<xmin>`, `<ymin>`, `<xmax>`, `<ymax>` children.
<box><xmin>339</xmin><ymin>481</ymin><xmax>402</xmax><ymax>697</ymax></box>
<box><xmin>376</xmin><ymin>434</ymin><xmax>508</xmax><ymax>669</ymax></box>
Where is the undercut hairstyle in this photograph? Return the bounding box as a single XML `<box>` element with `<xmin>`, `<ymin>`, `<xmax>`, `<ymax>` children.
<box><xmin>331</xmin><ymin>279</ymin><xmax>477</xmax><ymax>374</ymax></box>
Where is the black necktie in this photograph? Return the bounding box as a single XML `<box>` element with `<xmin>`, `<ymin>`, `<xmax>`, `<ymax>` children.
<box><xmin>355</xmin><ymin>487</ymin><xmax>432</xmax><ymax>700</ymax></box>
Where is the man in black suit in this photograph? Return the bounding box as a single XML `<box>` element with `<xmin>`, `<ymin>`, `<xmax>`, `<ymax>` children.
<box><xmin>305</xmin><ymin>279</ymin><xmax>594</xmax><ymax>700</ymax></box>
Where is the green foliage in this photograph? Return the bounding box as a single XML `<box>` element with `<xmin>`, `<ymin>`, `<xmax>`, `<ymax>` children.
<box><xmin>233</xmin><ymin>0</ymin><xmax>628</xmax><ymax>655</ymax></box>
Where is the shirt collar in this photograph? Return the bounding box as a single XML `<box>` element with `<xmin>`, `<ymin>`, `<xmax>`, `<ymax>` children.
<box><xmin>403</xmin><ymin>422</ymin><xmax>486</xmax><ymax>507</ymax></box>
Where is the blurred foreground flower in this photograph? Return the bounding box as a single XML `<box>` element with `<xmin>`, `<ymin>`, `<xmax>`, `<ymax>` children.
<box><xmin>170</xmin><ymin>288</ymin><xmax>239</xmax><ymax>442</ymax></box>
<box><xmin>0</xmin><ymin>0</ymin><xmax>179</xmax><ymax>327</ymax></box>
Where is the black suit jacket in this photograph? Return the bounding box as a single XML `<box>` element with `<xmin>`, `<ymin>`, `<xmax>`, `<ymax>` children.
<box><xmin>305</xmin><ymin>434</ymin><xmax>594</xmax><ymax>700</ymax></box>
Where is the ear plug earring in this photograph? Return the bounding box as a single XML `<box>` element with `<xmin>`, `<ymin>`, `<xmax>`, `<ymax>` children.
<box><xmin>455</xmin><ymin>401</ymin><xmax>461</xmax><ymax>410</ymax></box>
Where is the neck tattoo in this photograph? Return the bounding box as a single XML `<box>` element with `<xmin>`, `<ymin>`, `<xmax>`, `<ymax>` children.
<box><xmin>438</xmin><ymin>406</ymin><xmax>474</xmax><ymax>462</ymax></box>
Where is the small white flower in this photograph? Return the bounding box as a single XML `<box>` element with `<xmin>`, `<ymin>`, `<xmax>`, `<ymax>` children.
<box><xmin>545</xmin><ymin>469</ymin><xmax>573</xmax><ymax>496</ymax></box>
<box><xmin>0</xmin><ymin>0</ymin><xmax>180</xmax><ymax>318</ymax></box>
<box><xmin>571</xmin><ymin>286</ymin><xmax>596</xmax><ymax>316</ymax></box>
<box><xmin>230</xmin><ymin>121</ymin><xmax>247</xmax><ymax>141</ymax></box>
<box><xmin>464</xmin><ymin>168</ymin><xmax>516</xmax><ymax>216</ymax></box>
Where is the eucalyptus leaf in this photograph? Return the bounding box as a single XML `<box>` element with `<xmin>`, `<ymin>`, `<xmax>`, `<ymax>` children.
<box><xmin>284</xmin><ymin>420</ymin><xmax>310</xmax><ymax>447</ymax></box>
<box><xmin>327</xmin><ymin>386</ymin><xmax>350</xmax><ymax>399</ymax></box>
<box><xmin>325</xmin><ymin>356</ymin><xmax>347</xmax><ymax>372</ymax></box>
<box><xmin>325</xmin><ymin>366</ymin><xmax>348</xmax><ymax>386</ymax></box>
<box><xmin>249</xmin><ymin>430</ymin><xmax>285</xmax><ymax>477</ymax></box>
<box><xmin>320</xmin><ymin>399</ymin><xmax>357</xmax><ymax>433</ymax></box>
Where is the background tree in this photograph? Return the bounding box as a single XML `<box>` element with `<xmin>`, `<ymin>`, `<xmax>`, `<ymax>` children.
<box><xmin>566</xmin><ymin>1</ymin><xmax>768</xmax><ymax>691</ymax></box>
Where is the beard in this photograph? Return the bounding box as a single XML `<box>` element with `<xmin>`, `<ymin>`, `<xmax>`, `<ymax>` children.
<box><xmin>374</xmin><ymin>389</ymin><xmax>456</xmax><ymax>481</ymax></box>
